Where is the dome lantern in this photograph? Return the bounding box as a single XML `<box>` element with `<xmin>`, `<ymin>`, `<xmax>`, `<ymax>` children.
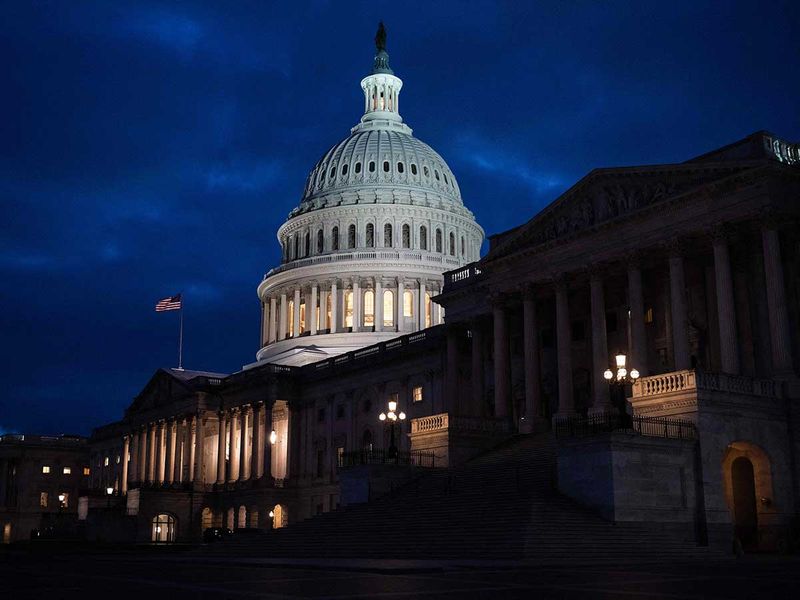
<box><xmin>360</xmin><ymin>22</ymin><xmax>403</xmax><ymax>125</ymax></box>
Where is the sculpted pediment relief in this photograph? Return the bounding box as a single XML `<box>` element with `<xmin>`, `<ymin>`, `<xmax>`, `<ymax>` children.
<box><xmin>490</xmin><ymin>165</ymin><xmax>750</xmax><ymax>258</ymax></box>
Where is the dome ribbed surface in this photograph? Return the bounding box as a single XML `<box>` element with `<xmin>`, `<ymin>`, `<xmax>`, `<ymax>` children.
<box><xmin>292</xmin><ymin>129</ymin><xmax>462</xmax><ymax>216</ymax></box>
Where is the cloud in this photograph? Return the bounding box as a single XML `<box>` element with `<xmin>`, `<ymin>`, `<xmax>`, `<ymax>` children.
<box><xmin>205</xmin><ymin>159</ymin><xmax>282</xmax><ymax>192</ymax></box>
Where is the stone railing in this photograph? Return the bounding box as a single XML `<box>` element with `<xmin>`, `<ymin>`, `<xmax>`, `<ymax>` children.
<box><xmin>265</xmin><ymin>250</ymin><xmax>462</xmax><ymax>278</ymax></box>
<box><xmin>410</xmin><ymin>413</ymin><xmax>512</xmax><ymax>436</ymax></box>
<box><xmin>632</xmin><ymin>369</ymin><xmax>779</xmax><ymax>399</ymax></box>
<box><xmin>443</xmin><ymin>262</ymin><xmax>484</xmax><ymax>291</ymax></box>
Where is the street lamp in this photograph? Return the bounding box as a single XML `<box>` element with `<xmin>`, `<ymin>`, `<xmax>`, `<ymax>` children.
<box><xmin>378</xmin><ymin>398</ymin><xmax>406</xmax><ymax>458</ymax></box>
<box><xmin>603</xmin><ymin>352</ymin><xmax>639</xmax><ymax>426</ymax></box>
<box><xmin>106</xmin><ymin>486</ymin><xmax>114</xmax><ymax>509</ymax></box>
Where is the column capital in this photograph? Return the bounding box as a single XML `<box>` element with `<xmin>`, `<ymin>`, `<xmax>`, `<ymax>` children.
<box><xmin>661</xmin><ymin>236</ymin><xmax>688</xmax><ymax>258</ymax></box>
<box><xmin>708</xmin><ymin>223</ymin><xmax>736</xmax><ymax>245</ymax></box>
<box><xmin>549</xmin><ymin>272</ymin><xmax>569</xmax><ymax>292</ymax></box>
<box><xmin>583</xmin><ymin>263</ymin><xmax>610</xmax><ymax>282</ymax></box>
<box><xmin>624</xmin><ymin>250</ymin><xmax>644</xmax><ymax>270</ymax></box>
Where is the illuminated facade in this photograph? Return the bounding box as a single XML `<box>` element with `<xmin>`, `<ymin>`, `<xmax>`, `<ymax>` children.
<box><xmin>252</xmin><ymin>31</ymin><xmax>483</xmax><ymax>367</ymax></box>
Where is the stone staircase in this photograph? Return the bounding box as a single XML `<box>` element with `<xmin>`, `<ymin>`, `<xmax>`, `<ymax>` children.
<box><xmin>201</xmin><ymin>434</ymin><xmax>724</xmax><ymax>563</ymax></box>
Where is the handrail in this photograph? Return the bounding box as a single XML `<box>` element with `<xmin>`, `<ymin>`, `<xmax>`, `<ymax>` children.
<box><xmin>553</xmin><ymin>412</ymin><xmax>697</xmax><ymax>440</ymax></box>
<box><xmin>337</xmin><ymin>449</ymin><xmax>436</xmax><ymax>468</ymax></box>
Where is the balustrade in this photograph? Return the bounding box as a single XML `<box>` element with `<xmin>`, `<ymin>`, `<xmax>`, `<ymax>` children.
<box><xmin>632</xmin><ymin>369</ymin><xmax>779</xmax><ymax>399</ymax></box>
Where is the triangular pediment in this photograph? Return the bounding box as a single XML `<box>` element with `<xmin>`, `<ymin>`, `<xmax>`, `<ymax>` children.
<box><xmin>125</xmin><ymin>369</ymin><xmax>194</xmax><ymax>415</ymax></box>
<box><xmin>485</xmin><ymin>161</ymin><xmax>758</xmax><ymax>262</ymax></box>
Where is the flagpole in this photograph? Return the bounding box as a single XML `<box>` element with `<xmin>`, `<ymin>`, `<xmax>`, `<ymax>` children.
<box><xmin>178</xmin><ymin>300</ymin><xmax>184</xmax><ymax>371</ymax></box>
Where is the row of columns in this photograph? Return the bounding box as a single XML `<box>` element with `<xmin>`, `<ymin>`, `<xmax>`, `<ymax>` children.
<box><xmin>127</xmin><ymin>413</ymin><xmax>205</xmax><ymax>490</ymax></box>
<box><xmin>215</xmin><ymin>404</ymin><xmax>271</xmax><ymax>485</ymax></box>
<box><xmin>261</xmin><ymin>279</ymin><xmax>443</xmax><ymax>346</ymax></box>
<box><xmin>484</xmin><ymin>223</ymin><xmax>793</xmax><ymax>422</ymax></box>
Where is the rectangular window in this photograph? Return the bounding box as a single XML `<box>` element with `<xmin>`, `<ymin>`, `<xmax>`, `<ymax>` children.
<box><xmin>344</xmin><ymin>291</ymin><xmax>353</xmax><ymax>328</ymax></box>
<box><xmin>299</xmin><ymin>302</ymin><xmax>306</xmax><ymax>333</ymax></box>
<box><xmin>413</xmin><ymin>386</ymin><xmax>423</xmax><ymax>403</ymax></box>
<box><xmin>42</xmin><ymin>466</ymin><xmax>51</xmax><ymax>474</ymax></box>
<box><xmin>403</xmin><ymin>290</ymin><xmax>413</xmax><ymax>317</ymax></box>
<box><xmin>644</xmin><ymin>307</ymin><xmax>654</xmax><ymax>324</ymax></box>
<box><xmin>59</xmin><ymin>492</ymin><xmax>69</xmax><ymax>508</ymax></box>
<box><xmin>363</xmin><ymin>290</ymin><xmax>374</xmax><ymax>326</ymax></box>
<box><xmin>288</xmin><ymin>299</ymin><xmax>295</xmax><ymax>336</ymax></box>
<box><xmin>83</xmin><ymin>467</ymin><xmax>90</xmax><ymax>476</ymax></box>
<box><xmin>40</xmin><ymin>492</ymin><xmax>48</xmax><ymax>508</ymax></box>
<box><xmin>62</xmin><ymin>467</ymin><xmax>71</xmax><ymax>475</ymax></box>
<box><xmin>116</xmin><ymin>455</ymin><xmax>120</xmax><ymax>464</ymax></box>
<box><xmin>104</xmin><ymin>457</ymin><xmax>109</xmax><ymax>467</ymax></box>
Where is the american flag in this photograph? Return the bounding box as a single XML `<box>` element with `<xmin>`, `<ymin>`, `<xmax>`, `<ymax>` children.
<box><xmin>155</xmin><ymin>294</ymin><xmax>182</xmax><ymax>312</ymax></box>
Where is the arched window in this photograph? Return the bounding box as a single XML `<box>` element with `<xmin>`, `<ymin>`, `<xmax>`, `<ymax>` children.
<box><xmin>317</xmin><ymin>229</ymin><xmax>324</xmax><ymax>253</ymax></box>
<box><xmin>237</xmin><ymin>506</ymin><xmax>247</xmax><ymax>529</ymax></box>
<box><xmin>294</xmin><ymin>234</ymin><xmax>299</xmax><ymax>259</ymax></box>
<box><xmin>423</xmin><ymin>165</ymin><xmax>430</xmax><ymax>178</ymax></box>
<box><xmin>348</xmin><ymin>224</ymin><xmax>356</xmax><ymax>249</ymax></box>
<box><xmin>420</xmin><ymin>226</ymin><xmax>428</xmax><ymax>251</ymax></box>
<box><xmin>383</xmin><ymin>290</ymin><xmax>394</xmax><ymax>328</ymax></box>
<box><xmin>329</xmin><ymin>167</ymin><xmax>335</xmax><ymax>179</ymax></box>
<box><xmin>461</xmin><ymin>236</ymin><xmax>465</xmax><ymax>257</ymax></box>
<box><xmin>363</xmin><ymin>290</ymin><xmax>374</xmax><ymax>327</ymax></box>
<box><xmin>383</xmin><ymin>161</ymin><xmax>390</xmax><ymax>173</ymax></box>
<box><xmin>411</xmin><ymin>164</ymin><xmax>418</xmax><ymax>175</ymax></box>
<box><xmin>402</xmin><ymin>224</ymin><xmax>410</xmax><ymax>248</ymax></box>
<box><xmin>384</xmin><ymin>223</ymin><xmax>393</xmax><ymax>247</ymax></box>
<box><xmin>355</xmin><ymin>162</ymin><xmax>362</xmax><ymax>174</ymax></box>
<box><xmin>425</xmin><ymin>293</ymin><xmax>432</xmax><ymax>328</ymax></box>
<box><xmin>403</xmin><ymin>290</ymin><xmax>414</xmax><ymax>318</ymax></box>
<box><xmin>368</xmin><ymin>161</ymin><xmax>375</xmax><ymax>173</ymax></box>
<box><xmin>201</xmin><ymin>507</ymin><xmax>213</xmax><ymax>530</ymax></box>
<box><xmin>341</xmin><ymin>164</ymin><xmax>348</xmax><ymax>176</ymax></box>
<box><xmin>434</xmin><ymin>169</ymin><xmax>440</xmax><ymax>181</ymax></box>
<box><xmin>435</xmin><ymin>229</ymin><xmax>443</xmax><ymax>253</ymax></box>
<box><xmin>304</xmin><ymin>232</ymin><xmax>310</xmax><ymax>257</ymax></box>
<box><xmin>443</xmin><ymin>172</ymin><xmax>448</xmax><ymax>185</ymax></box>
<box><xmin>344</xmin><ymin>290</ymin><xmax>353</xmax><ymax>328</ymax></box>
<box><xmin>299</xmin><ymin>301</ymin><xmax>306</xmax><ymax>333</ymax></box>
<box><xmin>287</xmin><ymin>300</ymin><xmax>295</xmax><ymax>337</ymax></box>
<box><xmin>397</xmin><ymin>162</ymin><xmax>404</xmax><ymax>173</ymax></box>
<box><xmin>332</xmin><ymin>226</ymin><xmax>339</xmax><ymax>251</ymax></box>
<box><xmin>449</xmin><ymin>232</ymin><xmax>455</xmax><ymax>256</ymax></box>
<box><xmin>270</xmin><ymin>504</ymin><xmax>285</xmax><ymax>529</ymax></box>
<box><xmin>282</xmin><ymin>240</ymin><xmax>288</xmax><ymax>261</ymax></box>
<box><xmin>366</xmin><ymin>223</ymin><xmax>374</xmax><ymax>248</ymax></box>
<box><xmin>151</xmin><ymin>513</ymin><xmax>176</xmax><ymax>542</ymax></box>
<box><xmin>325</xmin><ymin>293</ymin><xmax>332</xmax><ymax>330</ymax></box>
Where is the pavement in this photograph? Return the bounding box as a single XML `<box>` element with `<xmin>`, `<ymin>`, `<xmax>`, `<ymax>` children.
<box><xmin>3</xmin><ymin>550</ymin><xmax>800</xmax><ymax>599</ymax></box>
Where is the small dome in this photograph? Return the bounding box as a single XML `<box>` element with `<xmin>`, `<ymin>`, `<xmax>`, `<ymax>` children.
<box><xmin>290</xmin><ymin>128</ymin><xmax>463</xmax><ymax>217</ymax></box>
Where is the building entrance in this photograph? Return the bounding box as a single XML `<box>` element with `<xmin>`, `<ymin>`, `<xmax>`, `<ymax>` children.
<box><xmin>731</xmin><ymin>456</ymin><xmax>758</xmax><ymax>549</ymax></box>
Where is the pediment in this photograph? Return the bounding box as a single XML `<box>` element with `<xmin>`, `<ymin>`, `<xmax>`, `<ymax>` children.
<box><xmin>126</xmin><ymin>369</ymin><xmax>193</xmax><ymax>414</ymax></box>
<box><xmin>486</xmin><ymin>163</ymin><xmax>754</xmax><ymax>261</ymax></box>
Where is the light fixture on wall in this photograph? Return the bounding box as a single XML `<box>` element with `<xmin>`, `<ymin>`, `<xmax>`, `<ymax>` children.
<box><xmin>269</xmin><ymin>430</ymin><xmax>277</xmax><ymax>445</ymax></box>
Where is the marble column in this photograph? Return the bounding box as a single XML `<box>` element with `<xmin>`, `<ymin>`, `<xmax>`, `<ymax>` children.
<box><xmin>173</xmin><ymin>421</ymin><xmax>183</xmax><ymax>483</ymax></box>
<box><xmin>523</xmin><ymin>290</ymin><xmax>542</xmax><ymax>425</ymax></box>
<box><xmin>419</xmin><ymin>280</ymin><xmax>427</xmax><ymax>330</ymax></box>
<box><xmin>261</xmin><ymin>302</ymin><xmax>268</xmax><ymax>347</ymax></box>
<box><xmin>251</xmin><ymin>403</ymin><xmax>263</xmax><ymax>479</ymax></box>
<box><xmin>194</xmin><ymin>415</ymin><xmax>205</xmax><ymax>485</ymax></box>
<box><xmin>216</xmin><ymin>412</ymin><xmax>227</xmax><ymax>484</ymax></box>
<box><xmin>156</xmin><ymin>421</ymin><xmax>167</xmax><ymax>484</ymax></box>
<box><xmin>352</xmin><ymin>279</ymin><xmax>361</xmax><ymax>330</ymax></box>
<box><xmin>238</xmin><ymin>408</ymin><xmax>249</xmax><ymax>481</ymax></box>
<box><xmin>471</xmin><ymin>318</ymin><xmax>484</xmax><ymax>416</ymax></box>
<box><xmin>589</xmin><ymin>274</ymin><xmax>610</xmax><ymax>412</ymax></box>
<box><xmin>762</xmin><ymin>225</ymin><xmax>793</xmax><ymax>374</ymax></box>
<box><xmin>396</xmin><ymin>279</ymin><xmax>405</xmax><ymax>332</ymax></box>
<box><xmin>279</xmin><ymin>293</ymin><xmax>288</xmax><ymax>340</ymax></box>
<box><xmin>129</xmin><ymin>431</ymin><xmax>139</xmax><ymax>484</ymax></box>
<box><xmin>166</xmin><ymin>420</ymin><xmax>177</xmax><ymax>484</ymax></box>
<box><xmin>310</xmin><ymin>284</ymin><xmax>318</xmax><ymax>335</ymax></box>
<box><xmin>446</xmin><ymin>326</ymin><xmax>459</xmax><ymax>412</ymax></box>
<box><xmin>627</xmin><ymin>260</ymin><xmax>648</xmax><ymax>376</ymax></box>
<box><xmin>230</xmin><ymin>410</ymin><xmax>240</xmax><ymax>481</ymax></box>
<box><xmin>189</xmin><ymin>416</ymin><xmax>198</xmax><ymax>482</ymax></box>
<box><xmin>668</xmin><ymin>246</ymin><xmax>691</xmax><ymax>371</ymax></box>
<box><xmin>121</xmin><ymin>436</ymin><xmax>130</xmax><ymax>494</ymax></box>
<box><xmin>147</xmin><ymin>424</ymin><xmax>156</xmax><ymax>483</ymax></box>
<box><xmin>269</xmin><ymin>297</ymin><xmax>277</xmax><ymax>343</ymax></box>
<box><xmin>375</xmin><ymin>279</ymin><xmax>383</xmax><ymax>332</ymax></box>
<box><xmin>319</xmin><ymin>289</ymin><xmax>329</xmax><ymax>331</ymax></box>
<box><xmin>492</xmin><ymin>303</ymin><xmax>510</xmax><ymax>418</ymax></box>
<box><xmin>555</xmin><ymin>281</ymin><xmax>574</xmax><ymax>416</ymax></box>
<box><xmin>330</xmin><ymin>281</ymin><xmax>339</xmax><ymax>333</ymax></box>
<box><xmin>140</xmin><ymin>427</ymin><xmax>149</xmax><ymax>483</ymax></box>
<box><xmin>713</xmin><ymin>232</ymin><xmax>740</xmax><ymax>374</ymax></box>
<box><xmin>264</xmin><ymin>404</ymin><xmax>273</xmax><ymax>482</ymax></box>
<box><xmin>293</xmin><ymin>288</ymin><xmax>301</xmax><ymax>336</ymax></box>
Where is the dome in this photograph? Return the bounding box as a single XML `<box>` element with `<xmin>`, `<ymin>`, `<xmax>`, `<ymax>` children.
<box><xmin>290</xmin><ymin>128</ymin><xmax>464</xmax><ymax>218</ymax></box>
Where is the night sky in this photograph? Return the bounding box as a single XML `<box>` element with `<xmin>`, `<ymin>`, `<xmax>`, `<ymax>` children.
<box><xmin>2</xmin><ymin>1</ymin><xmax>798</xmax><ymax>436</ymax></box>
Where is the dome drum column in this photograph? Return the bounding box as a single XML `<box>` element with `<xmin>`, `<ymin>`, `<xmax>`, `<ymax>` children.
<box><xmin>396</xmin><ymin>278</ymin><xmax>405</xmax><ymax>333</ymax></box>
<box><xmin>310</xmin><ymin>284</ymin><xmax>319</xmax><ymax>335</ymax></box>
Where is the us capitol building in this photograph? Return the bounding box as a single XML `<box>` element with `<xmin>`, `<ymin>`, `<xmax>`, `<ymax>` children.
<box><xmin>2</xmin><ymin>26</ymin><xmax>800</xmax><ymax>559</ymax></box>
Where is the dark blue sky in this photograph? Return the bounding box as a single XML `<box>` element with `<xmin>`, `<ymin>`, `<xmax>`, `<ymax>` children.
<box><xmin>2</xmin><ymin>1</ymin><xmax>798</xmax><ymax>435</ymax></box>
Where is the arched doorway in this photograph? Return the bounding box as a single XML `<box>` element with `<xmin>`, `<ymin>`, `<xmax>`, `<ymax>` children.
<box><xmin>151</xmin><ymin>513</ymin><xmax>176</xmax><ymax>542</ymax></box>
<box><xmin>226</xmin><ymin>507</ymin><xmax>234</xmax><ymax>530</ymax></box>
<box><xmin>270</xmin><ymin>503</ymin><xmax>285</xmax><ymax>529</ymax></box>
<box><xmin>237</xmin><ymin>505</ymin><xmax>247</xmax><ymax>529</ymax></box>
<box><xmin>732</xmin><ymin>456</ymin><xmax>758</xmax><ymax>549</ymax></box>
<box><xmin>249</xmin><ymin>507</ymin><xmax>259</xmax><ymax>529</ymax></box>
<box><xmin>201</xmin><ymin>507</ymin><xmax>213</xmax><ymax>530</ymax></box>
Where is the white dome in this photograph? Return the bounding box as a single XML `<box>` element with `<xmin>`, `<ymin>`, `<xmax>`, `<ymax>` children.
<box><xmin>291</xmin><ymin>128</ymin><xmax>464</xmax><ymax>218</ymax></box>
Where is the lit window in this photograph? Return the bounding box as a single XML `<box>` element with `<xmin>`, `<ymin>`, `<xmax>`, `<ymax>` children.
<box><xmin>59</xmin><ymin>492</ymin><xmax>69</xmax><ymax>508</ymax></box>
<box><xmin>63</xmin><ymin>467</ymin><xmax>71</xmax><ymax>475</ymax></box>
<box><xmin>383</xmin><ymin>290</ymin><xmax>394</xmax><ymax>328</ymax></box>
<box><xmin>644</xmin><ymin>307</ymin><xmax>654</xmax><ymax>324</ymax></box>
<box><xmin>403</xmin><ymin>290</ymin><xmax>413</xmax><ymax>318</ymax></box>
<box><xmin>425</xmin><ymin>293</ymin><xmax>432</xmax><ymax>328</ymax></box>
<box><xmin>42</xmin><ymin>466</ymin><xmax>51</xmax><ymax>474</ymax></box>
<box><xmin>299</xmin><ymin>301</ymin><xmax>306</xmax><ymax>333</ymax></box>
<box><xmin>326</xmin><ymin>294</ymin><xmax>332</xmax><ymax>330</ymax></box>
<box><xmin>83</xmin><ymin>467</ymin><xmax>90</xmax><ymax>476</ymax></box>
<box><xmin>104</xmin><ymin>456</ymin><xmax>109</xmax><ymax>467</ymax></box>
<box><xmin>344</xmin><ymin>290</ymin><xmax>353</xmax><ymax>328</ymax></box>
<box><xmin>413</xmin><ymin>386</ymin><xmax>423</xmax><ymax>402</ymax></box>
<box><xmin>151</xmin><ymin>513</ymin><xmax>176</xmax><ymax>543</ymax></box>
<box><xmin>363</xmin><ymin>290</ymin><xmax>374</xmax><ymax>327</ymax></box>
<box><xmin>288</xmin><ymin>299</ymin><xmax>295</xmax><ymax>336</ymax></box>
<box><xmin>40</xmin><ymin>492</ymin><xmax>48</xmax><ymax>508</ymax></box>
<box><xmin>116</xmin><ymin>455</ymin><xmax>120</xmax><ymax>465</ymax></box>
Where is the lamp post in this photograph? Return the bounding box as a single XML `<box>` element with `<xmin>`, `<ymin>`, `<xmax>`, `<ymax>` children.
<box><xmin>106</xmin><ymin>486</ymin><xmax>114</xmax><ymax>509</ymax></box>
<box><xmin>603</xmin><ymin>353</ymin><xmax>640</xmax><ymax>426</ymax></box>
<box><xmin>378</xmin><ymin>399</ymin><xmax>406</xmax><ymax>458</ymax></box>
